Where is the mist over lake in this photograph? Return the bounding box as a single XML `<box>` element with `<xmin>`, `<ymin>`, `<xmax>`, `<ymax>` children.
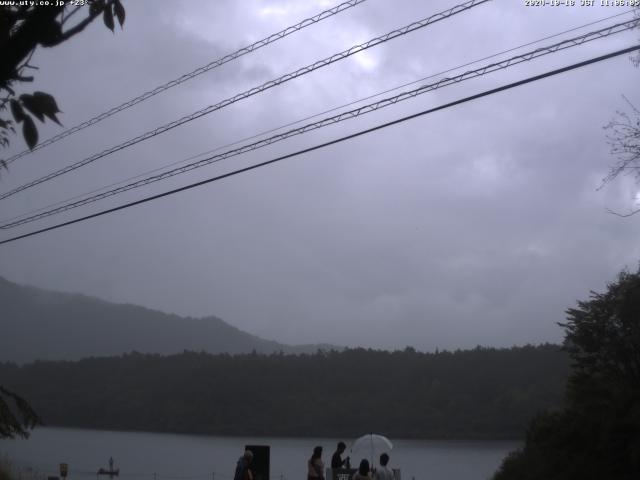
<box><xmin>1</xmin><ymin>427</ymin><xmax>519</xmax><ymax>480</ymax></box>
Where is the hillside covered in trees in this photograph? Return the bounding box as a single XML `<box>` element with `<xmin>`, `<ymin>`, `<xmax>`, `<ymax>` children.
<box><xmin>0</xmin><ymin>276</ymin><xmax>334</xmax><ymax>362</ymax></box>
<box><xmin>0</xmin><ymin>345</ymin><xmax>567</xmax><ymax>439</ymax></box>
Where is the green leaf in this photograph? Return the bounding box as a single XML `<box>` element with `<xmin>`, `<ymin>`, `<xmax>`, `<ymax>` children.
<box><xmin>22</xmin><ymin>115</ymin><xmax>38</xmax><ymax>149</ymax></box>
<box><xmin>103</xmin><ymin>6</ymin><xmax>114</xmax><ymax>32</ymax></box>
<box><xmin>114</xmin><ymin>0</ymin><xmax>125</xmax><ymax>27</ymax></box>
<box><xmin>10</xmin><ymin>99</ymin><xmax>25</xmax><ymax>123</ymax></box>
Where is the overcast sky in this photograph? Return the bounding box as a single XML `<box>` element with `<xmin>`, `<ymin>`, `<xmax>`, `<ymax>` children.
<box><xmin>1</xmin><ymin>0</ymin><xmax>639</xmax><ymax>351</ymax></box>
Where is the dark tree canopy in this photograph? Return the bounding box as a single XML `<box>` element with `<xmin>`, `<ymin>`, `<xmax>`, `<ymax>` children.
<box><xmin>563</xmin><ymin>268</ymin><xmax>640</xmax><ymax>392</ymax></box>
<box><xmin>0</xmin><ymin>344</ymin><xmax>568</xmax><ymax>439</ymax></box>
<box><xmin>0</xmin><ymin>385</ymin><xmax>41</xmax><ymax>439</ymax></box>
<box><xmin>0</xmin><ymin>0</ymin><xmax>125</xmax><ymax>163</ymax></box>
<box><xmin>493</xmin><ymin>266</ymin><xmax>640</xmax><ymax>480</ymax></box>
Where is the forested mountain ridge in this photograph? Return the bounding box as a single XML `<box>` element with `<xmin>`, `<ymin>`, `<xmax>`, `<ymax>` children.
<box><xmin>0</xmin><ymin>276</ymin><xmax>334</xmax><ymax>362</ymax></box>
<box><xmin>0</xmin><ymin>345</ymin><xmax>569</xmax><ymax>439</ymax></box>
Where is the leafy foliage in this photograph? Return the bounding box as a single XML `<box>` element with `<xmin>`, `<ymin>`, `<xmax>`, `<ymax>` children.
<box><xmin>0</xmin><ymin>385</ymin><xmax>41</xmax><ymax>439</ymax></box>
<box><xmin>493</xmin><ymin>266</ymin><xmax>640</xmax><ymax>480</ymax></box>
<box><xmin>7</xmin><ymin>92</ymin><xmax>61</xmax><ymax>149</ymax></box>
<box><xmin>0</xmin><ymin>344</ymin><xmax>568</xmax><ymax>439</ymax></box>
<box><xmin>0</xmin><ymin>0</ymin><xmax>125</xmax><ymax>159</ymax></box>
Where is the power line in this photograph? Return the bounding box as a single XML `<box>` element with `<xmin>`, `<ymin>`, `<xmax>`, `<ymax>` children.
<box><xmin>3</xmin><ymin>9</ymin><xmax>633</xmax><ymax>227</ymax></box>
<box><xmin>2</xmin><ymin>0</ymin><xmax>369</xmax><ymax>166</ymax></box>
<box><xmin>3</xmin><ymin>18</ymin><xmax>636</xmax><ymax>228</ymax></box>
<box><xmin>2</xmin><ymin>18</ymin><xmax>637</xmax><ymax>230</ymax></box>
<box><xmin>1</xmin><ymin>44</ymin><xmax>637</xmax><ymax>247</ymax></box>
<box><xmin>0</xmin><ymin>0</ymin><xmax>490</xmax><ymax>201</ymax></box>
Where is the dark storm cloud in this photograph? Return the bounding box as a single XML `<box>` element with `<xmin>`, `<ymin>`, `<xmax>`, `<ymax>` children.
<box><xmin>1</xmin><ymin>0</ymin><xmax>639</xmax><ymax>351</ymax></box>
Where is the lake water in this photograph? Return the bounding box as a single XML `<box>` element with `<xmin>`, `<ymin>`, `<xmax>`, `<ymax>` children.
<box><xmin>0</xmin><ymin>428</ymin><xmax>519</xmax><ymax>480</ymax></box>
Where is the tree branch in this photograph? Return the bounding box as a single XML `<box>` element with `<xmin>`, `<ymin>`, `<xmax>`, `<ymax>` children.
<box><xmin>0</xmin><ymin>6</ymin><xmax>63</xmax><ymax>81</ymax></box>
<box><xmin>56</xmin><ymin>9</ymin><xmax>103</xmax><ymax>43</ymax></box>
<box><xmin>60</xmin><ymin>5</ymin><xmax>83</xmax><ymax>27</ymax></box>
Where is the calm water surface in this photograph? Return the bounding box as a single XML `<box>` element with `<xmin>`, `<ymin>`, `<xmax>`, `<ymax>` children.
<box><xmin>0</xmin><ymin>428</ymin><xmax>519</xmax><ymax>480</ymax></box>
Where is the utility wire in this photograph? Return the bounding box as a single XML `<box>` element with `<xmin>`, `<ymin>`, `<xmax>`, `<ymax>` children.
<box><xmin>0</xmin><ymin>0</ymin><xmax>490</xmax><ymax>201</ymax></box>
<box><xmin>2</xmin><ymin>18</ymin><xmax>637</xmax><ymax>230</ymax></box>
<box><xmin>3</xmin><ymin>9</ymin><xmax>633</xmax><ymax>227</ymax></box>
<box><xmin>1</xmin><ymin>44</ymin><xmax>638</xmax><ymax>246</ymax></box>
<box><xmin>2</xmin><ymin>0</ymin><xmax>369</xmax><ymax>166</ymax></box>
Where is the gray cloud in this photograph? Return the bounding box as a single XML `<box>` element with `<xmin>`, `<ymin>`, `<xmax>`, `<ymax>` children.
<box><xmin>1</xmin><ymin>0</ymin><xmax>639</xmax><ymax>352</ymax></box>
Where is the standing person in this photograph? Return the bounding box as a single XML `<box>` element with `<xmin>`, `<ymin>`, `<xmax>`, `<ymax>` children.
<box><xmin>373</xmin><ymin>454</ymin><xmax>393</xmax><ymax>480</ymax></box>
<box><xmin>308</xmin><ymin>446</ymin><xmax>325</xmax><ymax>480</ymax></box>
<box><xmin>353</xmin><ymin>460</ymin><xmax>371</xmax><ymax>480</ymax></box>
<box><xmin>331</xmin><ymin>442</ymin><xmax>350</xmax><ymax>469</ymax></box>
<box><xmin>234</xmin><ymin>450</ymin><xmax>254</xmax><ymax>480</ymax></box>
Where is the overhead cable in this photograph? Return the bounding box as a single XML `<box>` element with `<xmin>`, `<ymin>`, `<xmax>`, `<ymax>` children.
<box><xmin>3</xmin><ymin>8</ymin><xmax>632</xmax><ymax>227</ymax></box>
<box><xmin>0</xmin><ymin>0</ymin><xmax>491</xmax><ymax>201</ymax></box>
<box><xmin>2</xmin><ymin>18</ymin><xmax>637</xmax><ymax>230</ymax></box>
<box><xmin>1</xmin><ymin>44</ymin><xmax>638</xmax><ymax>246</ymax></box>
<box><xmin>2</xmin><ymin>0</ymin><xmax>369</xmax><ymax>166</ymax></box>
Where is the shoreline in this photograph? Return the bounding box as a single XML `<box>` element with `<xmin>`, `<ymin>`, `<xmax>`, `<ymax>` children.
<box><xmin>8</xmin><ymin>424</ymin><xmax>524</xmax><ymax>443</ymax></box>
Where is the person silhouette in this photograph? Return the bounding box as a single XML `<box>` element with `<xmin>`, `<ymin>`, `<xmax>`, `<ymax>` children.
<box><xmin>331</xmin><ymin>442</ymin><xmax>350</xmax><ymax>469</ymax></box>
<box><xmin>234</xmin><ymin>450</ymin><xmax>254</xmax><ymax>480</ymax></box>
<box><xmin>373</xmin><ymin>454</ymin><xmax>393</xmax><ymax>480</ymax></box>
<box><xmin>308</xmin><ymin>446</ymin><xmax>325</xmax><ymax>480</ymax></box>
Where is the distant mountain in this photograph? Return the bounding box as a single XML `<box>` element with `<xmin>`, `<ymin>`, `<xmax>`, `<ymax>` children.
<box><xmin>0</xmin><ymin>276</ymin><xmax>336</xmax><ymax>363</ymax></box>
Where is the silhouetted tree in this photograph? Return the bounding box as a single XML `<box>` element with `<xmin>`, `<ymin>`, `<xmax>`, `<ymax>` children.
<box><xmin>0</xmin><ymin>0</ymin><xmax>125</xmax><ymax>165</ymax></box>
<box><xmin>602</xmin><ymin>99</ymin><xmax>640</xmax><ymax>217</ymax></box>
<box><xmin>0</xmin><ymin>385</ymin><xmax>41</xmax><ymax>439</ymax></box>
<box><xmin>601</xmin><ymin>8</ymin><xmax>640</xmax><ymax>216</ymax></box>
<box><xmin>563</xmin><ymin>267</ymin><xmax>640</xmax><ymax>394</ymax></box>
<box><xmin>493</xmin><ymin>266</ymin><xmax>640</xmax><ymax>479</ymax></box>
<box><xmin>0</xmin><ymin>344</ymin><xmax>569</xmax><ymax>439</ymax></box>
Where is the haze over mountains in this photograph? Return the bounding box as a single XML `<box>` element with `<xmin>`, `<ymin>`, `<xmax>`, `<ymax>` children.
<box><xmin>0</xmin><ymin>276</ymin><xmax>336</xmax><ymax>363</ymax></box>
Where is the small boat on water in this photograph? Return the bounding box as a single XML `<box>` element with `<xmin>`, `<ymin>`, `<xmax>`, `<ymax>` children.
<box><xmin>97</xmin><ymin>468</ymin><xmax>120</xmax><ymax>476</ymax></box>
<box><xmin>97</xmin><ymin>457</ymin><xmax>119</xmax><ymax>477</ymax></box>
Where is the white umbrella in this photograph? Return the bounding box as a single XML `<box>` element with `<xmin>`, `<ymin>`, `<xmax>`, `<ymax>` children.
<box><xmin>350</xmin><ymin>434</ymin><xmax>393</xmax><ymax>468</ymax></box>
